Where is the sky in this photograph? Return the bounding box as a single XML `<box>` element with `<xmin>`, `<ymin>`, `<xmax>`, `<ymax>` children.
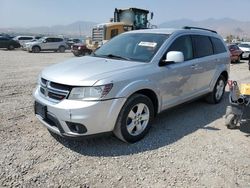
<box><xmin>1</xmin><ymin>0</ymin><xmax>250</xmax><ymax>28</ymax></box>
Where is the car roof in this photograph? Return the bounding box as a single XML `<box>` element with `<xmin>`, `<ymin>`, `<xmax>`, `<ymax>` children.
<box><xmin>125</xmin><ymin>27</ymin><xmax>219</xmax><ymax>37</ymax></box>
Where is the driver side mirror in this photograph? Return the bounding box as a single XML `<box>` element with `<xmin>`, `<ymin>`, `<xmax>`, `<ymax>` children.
<box><xmin>159</xmin><ymin>51</ymin><xmax>184</xmax><ymax>66</ymax></box>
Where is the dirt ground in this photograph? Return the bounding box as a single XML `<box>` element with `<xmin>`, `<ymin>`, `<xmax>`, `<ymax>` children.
<box><xmin>0</xmin><ymin>49</ymin><xmax>249</xmax><ymax>188</ymax></box>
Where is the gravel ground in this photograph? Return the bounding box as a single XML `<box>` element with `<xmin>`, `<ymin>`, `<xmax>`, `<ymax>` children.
<box><xmin>0</xmin><ymin>49</ymin><xmax>250</xmax><ymax>188</ymax></box>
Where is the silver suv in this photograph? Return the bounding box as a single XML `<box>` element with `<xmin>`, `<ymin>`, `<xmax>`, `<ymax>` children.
<box><xmin>27</xmin><ymin>37</ymin><xmax>68</xmax><ymax>53</ymax></box>
<box><xmin>34</xmin><ymin>27</ymin><xmax>230</xmax><ymax>143</ymax></box>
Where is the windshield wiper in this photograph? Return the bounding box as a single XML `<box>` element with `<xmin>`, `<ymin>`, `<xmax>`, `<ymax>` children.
<box><xmin>103</xmin><ymin>54</ymin><xmax>131</xmax><ymax>61</ymax></box>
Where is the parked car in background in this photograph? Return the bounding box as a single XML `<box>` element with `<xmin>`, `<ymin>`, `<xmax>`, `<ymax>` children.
<box><xmin>238</xmin><ymin>42</ymin><xmax>250</xmax><ymax>59</ymax></box>
<box><xmin>0</xmin><ymin>36</ymin><xmax>20</xmax><ymax>50</ymax></box>
<box><xmin>227</xmin><ymin>44</ymin><xmax>243</xmax><ymax>63</ymax></box>
<box><xmin>66</xmin><ymin>38</ymin><xmax>81</xmax><ymax>49</ymax></box>
<box><xmin>34</xmin><ymin>27</ymin><xmax>230</xmax><ymax>143</ymax></box>
<box><xmin>0</xmin><ymin>33</ymin><xmax>15</xmax><ymax>39</ymax></box>
<box><xmin>13</xmin><ymin>36</ymin><xmax>36</xmax><ymax>47</ymax></box>
<box><xmin>26</xmin><ymin>37</ymin><xmax>68</xmax><ymax>53</ymax></box>
<box><xmin>71</xmin><ymin>43</ymin><xmax>92</xmax><ymax>56</ymax></box>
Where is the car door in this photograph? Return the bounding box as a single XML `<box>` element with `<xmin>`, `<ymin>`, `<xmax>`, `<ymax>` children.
<box><xmin>191</xmin><ymin>35</ymin><xmax>216</xmax><ymax>93</ymax></box>
<box><xmin>53</xmin><ymin>38</ymin><xmax>63</xmax><ymax>50</ymax></box>
<box><xmin>0</xmin><ymin>37</ymin><xmax>8</xmax><ymax>48</ymax></box>
<box><xmin>41</xmin><ymin>38</ymin><xmax>54</xmax><ymax>50</ymax></box>
<box><xmin>159</xmin><ymin>35</ymin><xmax>198</xmax><ymax>109</ymax></box>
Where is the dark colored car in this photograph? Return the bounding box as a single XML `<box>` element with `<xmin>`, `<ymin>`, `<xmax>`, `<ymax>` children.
<box><xmin>0</xmin><ymin>36</ymin><xmax>20</xmax><ymax>50</ymax></box>
<box><xmin>66</xmin><ymin>38</ymin><xmax>81</xmax><ymax>49</ymax></box>
<box><xmin>227</xmin><ymin>44</ymin><xmax>243</xmax><ymax>63</ymax></box>
<box><xmin>71</xmin><ymin>43</ymin><xmax>92</xmax><ymax>56</ymax></box>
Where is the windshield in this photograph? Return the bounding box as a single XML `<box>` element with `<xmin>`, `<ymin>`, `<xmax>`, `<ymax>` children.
<box><xmin>93</xmin><ymin>33</ymin><xmax>169</xmax><ymax>62</ymax></box>
<box><xmin>37</xmin><ymin>37</ymin><xmax>46</xmax><ymax>42</ymax></box>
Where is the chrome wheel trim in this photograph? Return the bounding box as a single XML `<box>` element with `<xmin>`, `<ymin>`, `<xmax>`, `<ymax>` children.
<box><xmin>126</xmin><ymin>103</ymin><xmax>150</xmax><ymax>136</ymax></box>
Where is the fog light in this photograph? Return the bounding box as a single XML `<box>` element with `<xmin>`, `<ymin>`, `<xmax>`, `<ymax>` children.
<box><xmin>66</xmin><ymin>122</ymin><xmax>87</xmax><ymax>134</ymax></box>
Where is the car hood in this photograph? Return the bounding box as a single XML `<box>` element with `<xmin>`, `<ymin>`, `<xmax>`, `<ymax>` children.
<box><xmin>26</xmin><ymin>41</ymin><xmax>39</xmax><ymax>45</ymax></box>
<box><xmin>41</xmin><ymin>56</ymin><xmax>145</xmax><ymax>86</ymax></box>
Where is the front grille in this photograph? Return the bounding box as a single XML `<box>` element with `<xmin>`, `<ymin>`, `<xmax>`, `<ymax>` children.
<box><xmin>92</xmin><ymin>27</ymin><xmax>104</xmax><ymax>42</ymax></box>
<box><xmin>39</xmin><ymin>78</ymin><xmax>71</xmax><ymax>101</ymax></box>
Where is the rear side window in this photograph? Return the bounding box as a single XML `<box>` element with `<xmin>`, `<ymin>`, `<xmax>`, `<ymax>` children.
<box><xmin>167</xmin><ymin>35</ymin><xmax>193</xmax><ymax>61</ymax></box>
<box><xmin>53</xmin><ymin>38</ymin><xmax>63</xmax><ymax>42</ymax></box>
<box><xmin>239</xmin><ymin>43</ymin><xmax>250</xmax><ymax>48</ymax></box>
<box><xmin>211</xmin><ymin>37</ymin><xmax>226</xmax><ymax>54</ymax></box>
<box><xmin>192</xmin><ymin>35</ymin><xmax>213</xmax><ymax>58</ymax></box>
<box><xmin>19</xmin><ymin>37</ymin><xmax>33</xmax><ymax>40</ymax></box>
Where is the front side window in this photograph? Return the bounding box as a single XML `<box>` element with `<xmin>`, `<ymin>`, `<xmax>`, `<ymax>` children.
<box><xmin>192</xmin><ymin>35</ymin><xmax>213</xmax><ymax>58</ymax></box>
<box><xmin>167</xmin><ymin>35</ymin><xmax>193</xmax><ymax>61</ymax></box>
<box><xmin>94</xmin><ymin>33</ymin><xmax>169</xmax><ymax>62</ymax></box>
<box><xmin>110</xmin><ymin>29</ymin><xmax>119</xmax><ymax>38</ymax></box>
<box><xmin>46</xmin><ymin>38</ymin><xmax>53</xmax><ymax>42</ymax></box>
<box><xmin>0</xmin><ymin>38</ymin><xmax>8</xmax><ymax>41</ymax></box>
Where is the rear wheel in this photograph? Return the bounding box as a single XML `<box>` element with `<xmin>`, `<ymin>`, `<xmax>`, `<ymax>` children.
<box><xmin>113</xmin><ymin>94</ymin><xmax>154</xmax><ymax>143</ymax></box>
<box><xmin>206</xmin><ymin>75</ymin><xmax>226</xmax><ymax>104</ymax></box>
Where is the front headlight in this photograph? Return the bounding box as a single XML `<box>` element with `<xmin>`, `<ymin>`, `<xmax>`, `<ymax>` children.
<box><xmin>68</xmin><ymin>83</ymin><xmax>113</xmax><ymax>100</ymax></box>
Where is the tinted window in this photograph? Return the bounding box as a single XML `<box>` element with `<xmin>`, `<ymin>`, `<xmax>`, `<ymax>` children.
<box><xmin>167</xmin><ymin>35</ymin><xmax>193</xmax><ymax>61</ymax></box>
<box><xmin>19</xmin><ymin>37</ymin><xmax>33</xmax><ymax>40</ymax></box>
<box><xmin>211</xmin><ymin>37</ymin><xmax>226</xmax><ymax>54</ymax></box>
<box><xmin>239</xmin><ymin>43</ymin><xmax>250</xmax><ymax>48</ymax></box>
<box><xmin>46</xmin><ymin>38</ymin><xmax>53</xmax><ymax>42</ymax></box>
<box><xmin>111</xmin><ymin>29</ymin><xmax>119</xmax><ymax>38</ymax></box>
<box><xmin>192</xmin><ymin>35</ymin><xmax>213</xmax><ymax>58</ymax></box>
<box><xmin>0</xmin><ymin>38</ymin><xmax>8</xmax><ymax>41</ymax></box>
<box><xmin>53</xmin><ymin>38</ymin><xmax>63</xmax><ymax>42</ymax></box>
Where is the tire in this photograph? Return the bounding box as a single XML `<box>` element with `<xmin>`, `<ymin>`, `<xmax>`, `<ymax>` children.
<box><xmin>113</xmin><ymin>94</ymin><xmax>154</xmax><ymax>143</ymax></box>
<box><xmin>32</xmin><ymin>46</ymin><xmax>40</xmax><ymax>53</ymax></box>
<box><xmin>83</xmin><ymin>50</ymin><xmax>92</xmax><ymax>56</ymax></box>
<box><xmin>58</xmin><ymin>46</ymin><xmax>65</xmax><ymax>53</ymax></box>
<box><xmin>225</xmin><ymin>114</ymin><xmax>238</xmax><ymax>129</ymax></box>
<box><xmin>8</xmin><ymin>45</ymin><xmax>14</xmax><ymax>50</ymax></box>
<box><xmin>206</xmin><ymin>75</ymin><xmax>226</xmax><ymax>104</ymax></box>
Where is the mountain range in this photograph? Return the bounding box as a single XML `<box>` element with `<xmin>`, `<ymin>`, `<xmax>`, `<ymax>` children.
<box><xmin>1</xmin><ymin>18</ymin><xmax>250</xmax><ymax>39</ymax></box>
<box><xmin>159</xmin><ymin>18</ymin><xmax>250</xmax><ymax>39</ymax></box>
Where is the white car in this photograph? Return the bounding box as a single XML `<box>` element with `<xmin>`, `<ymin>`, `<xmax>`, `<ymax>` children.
<box><xmin>26</xmin><ymin>37</ymin><xmax>68</xmax><ymax>53</ymax></box>
<box><xmin>34</xmin><ymin>27</ymin><xmax>230</xmax><ymax>143</ymax></box>
<box><xmin>238</xmin><ymin>42</ymin><xmax>250</xmax><ymax>59</ymax></box>
<box><xmin>13</xmin><ymin>36</ymin><xmax>36</xmax><ymax>47</ymax></box>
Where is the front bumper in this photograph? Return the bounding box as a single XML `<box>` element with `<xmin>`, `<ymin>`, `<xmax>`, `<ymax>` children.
<box><xmin>34</xmin><ymin>88</ymin><xmax>126</xmax><ymax>138</ymax></box>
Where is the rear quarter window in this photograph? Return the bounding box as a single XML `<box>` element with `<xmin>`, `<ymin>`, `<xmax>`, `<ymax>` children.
<box><xmin>192</xmin><ymin>35</ymin><xmax>213</xmax><ymax>58</ymax></box>
<box><xmin>210</xmin><ymin>37</ymin><xmax>226</xmax><ymax>54</ymax></box>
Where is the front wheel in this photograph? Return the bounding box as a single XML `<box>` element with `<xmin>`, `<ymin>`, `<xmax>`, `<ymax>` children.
<box><xmin>113</xmin><ymin>94</ymin><xmax>154</xmax><ymax>143</ymax></box>
<box><xmin>8</xmin><ymin>45</ymin><xmax>14</xmax><ymax>50</ymax></box>
<box><xmin>32</xmin><ymin>46</ymin><xmax>40</xmax><ymax>53</ymax></box>
<box><xmin>206</xmin><ymin>75</ymin><xmax>226</xmax><ymax>104</ymax></box>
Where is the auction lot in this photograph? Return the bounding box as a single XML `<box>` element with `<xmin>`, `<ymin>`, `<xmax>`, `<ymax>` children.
<box><xmin>0</xmin><ymin>49</ymin><xmax>250</xmax><ymax>187</ymax></box>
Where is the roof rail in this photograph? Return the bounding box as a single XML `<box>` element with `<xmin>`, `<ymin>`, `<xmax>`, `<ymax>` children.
<box><xmin>183</xmin><ymin>26</ymin><xmax>217</xmax><ymax>34</ymax></box>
